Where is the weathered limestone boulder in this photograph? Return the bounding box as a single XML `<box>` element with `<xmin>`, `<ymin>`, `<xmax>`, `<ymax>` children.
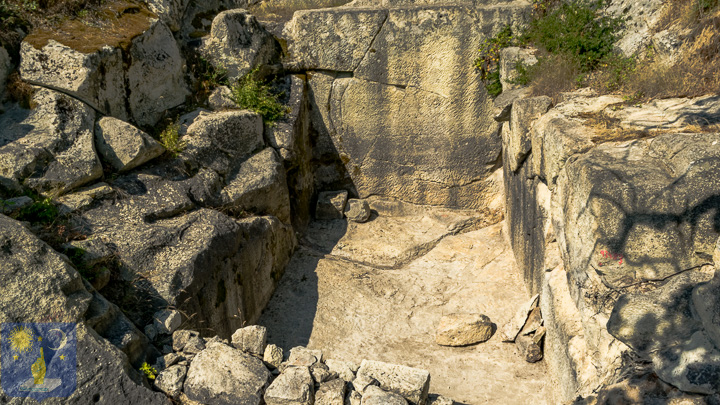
<box><xmin>19</xmin><ymin>40</ymin><xmax>128</xmax><ymax>120</ymax></box>
<box><xmin>154</xmin><ymin>364</ymin><xmax>188</xmax><ymax>398</ymax></box>
<box><xmin>290</xmin><ymin>1</ymin><xmax>530</xmax><ymax>208</ymax></box>
<box><xmin>184</xmin><ymin>342</ymin><xmax>271</xmax><ymax>405</ymax></box>
<box><xmin>435</xmin><ymin>313</ymin><xmax>494</xmax><ymax>346</ymax></box>
<box><xmin>179</xmin><ymin>109</ymin><xmax>264</xmax><ymax>175</ymax></box>
<box><xmin>357</xmin><ymin>360</ymin><xmax>430</xmax><ymax>405</ymax></box>
<box><xmin>499</xmin><ymin>47</ymin><xmax>537</xmax><ymax>92</ymax></box>
<box><xmin>361</xmin><ymin>385</ymin><xmax>408</xmax><ymax>405</ymax></box>
<box><xmin>173</xmin><ymin>330</ymin><xmax>201</xmax><ymax>352</ymax></box>
<box><xmin>200</xmin><ymin>10</ymin><xmax>281</xmax><ymax>82</ymax></box>
<box><xmin>316</xmin><ymin>378</ymin><xmax>346</xmax><ymax>405</ymax></box>
<box><xmin>0</xmin><ymin>88</ymin><xmax>102</xmax><ymax>196</ymax></box>
<box><xmin>232</xmin><ymin>325</ymin><xmax>268</xmax><ymax>357</ymax></box>
<box><xmin>0</xmin><ymin>214</ymin><xmax>169</xmax><ymax>404</ymax></box>
<box><xmin>344</xmin><ymin>199</ymin><xmax>371</xmax><ymax>223</ymax></box>
<box><xmin>286</xmin><ymin>347</ymin><xmax>323</xmax><ymax>368</ymax></box>
<box><xmin>147</xmin><ymin>0</ymin><xmax>190</xmax><ymax>31</ymax></box>
<box><xmin>80</xmin><ymin>203</ymin><xmax>296</xmax><ymax>338</ymax></box>
<box><xmin>326</xmin><ymin>359</ymin><xmax>357</xmax><ymax>382</ymax></box>
<box><xmin>95</xmin><ymin>117</ymin><xmax>165</xmax><ymax>172</ymax></box>
<box><xmin>127</xmin><ymin>20</ymin><xmax>189</xmax><ymax>127</ymax></box>
<box><xmin>500</xmin><ymin>294</ymin><xmax>539</xmax><ymax>342</ymax></box>
<box><xmin>20</xmin><ymin>16</ymin><xmax>188</xmax><ymax>127</ymax></box>
<box><xmin>221</xmin><ymin>147</ymin><xmax>291</xmax><ymax>223</ymax></box>
<box><xmin>604</xmin><ymin>95</ymin><xmax>720</xmax><ymax>132</ymax></box>
<box><xmin>316</xmin><ymin>190</ymin><xmax>348</xmax><ymax>220</ymax></box>
<box><xmin>177</xmin><ymin>0</ymin><xmax>248</xmax><ymax>44</ymax></box>
<box><xmin>264</xmin><ymin>366</ymin><xmax>314</xmax><ymax>405</ymax></box>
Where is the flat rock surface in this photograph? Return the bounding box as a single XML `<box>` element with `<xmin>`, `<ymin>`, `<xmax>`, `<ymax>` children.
<box><xmin>260</xmin><ymin>201</ymin><xmax>548</xmax><ymax>404</ymax></box>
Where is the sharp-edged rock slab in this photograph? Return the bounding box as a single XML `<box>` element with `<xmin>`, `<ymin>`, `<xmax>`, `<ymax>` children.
<box><xmin>357</xmin><ymin>360</ymin><xmax>430</xmax><ymax>405</ymax></box>
<box><xmin>184</xmin><ymin>342</ymin><xmax>271</xmax><ymax>405</ymax></box>
<box><xmin>95</xmin><ymin>116</ymin><xmax>164</xmax><ymax>172</ymax></box>
<box><xmin>221</xmin><ymin>147</ymin><xmax>291</xmax><ymax>223</ymax></box>
<box><xmin>315</xmin><ymin>378</ymin><xmax>346</xmax><ymax>405</ymax></box>
<box><xmin>264</xmin><ymin>366</ymin><xmax>314</xmax><ymax>405</ymax></box>
<box><xmin>361</xmin><ymin>385</ymin><xmax>408</xmax><ymax>405</ymax></box>
<box><xmin>154</xmin><ymin>364</ymin><xmax>188</xmax><ymax>398</ymax></box>
<box><xmin>232</xmin><ymin>325</ymin><xmax>268</xmax><ymax>357</ymax></box>
<box><xmin>316</xmin><ymin>190</ymin><xmax>348</xmax><ymax>220</ymax></box>
<box><xmin>501</xmin><ymin>294</ymin><xmax>539</xmax><ymax>342</ymax></box>
<box><xmin>0</xmin><ymin>88</ymin><xmax>102</xmax><ymax>195</ymax></box>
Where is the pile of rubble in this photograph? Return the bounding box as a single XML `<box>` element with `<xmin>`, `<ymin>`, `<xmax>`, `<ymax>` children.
<box><xmin>150</xmin><ymin>325</ymin><xmax>454</xmax><ymax>405</ymax></box>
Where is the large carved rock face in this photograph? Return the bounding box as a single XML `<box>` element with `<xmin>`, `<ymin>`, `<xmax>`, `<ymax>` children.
<box><xmin>288</xmin><ymin>1</ymin><xmax>531</xmax><ymax>209</ymax></box>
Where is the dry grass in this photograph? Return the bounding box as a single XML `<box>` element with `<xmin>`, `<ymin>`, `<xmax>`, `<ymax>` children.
<box><xmin>529</xmin><ymin>52</ymin><xmax>582</xmax><ymax>103</ymax></box>
<box><xmin>249</xmin><ymin>0</ymin><xmax>351</xmax><ymax>22</ymax></box>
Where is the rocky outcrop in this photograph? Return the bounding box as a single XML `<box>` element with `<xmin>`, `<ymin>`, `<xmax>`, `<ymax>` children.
<box><xmin>200</xmin><ymin>10</ymin><xmax>281</xmax><ymax>82</ymax></box>
<box><xmin>288</xmin><ymin>0</ymin><xmax>531</xmax><ymax>209</ymax></box>
<box><xmin>0</xmin><ymin>214</ymin><xmax>168</xmax><ymax>404</ymax></box>
<box><xmin>502</xmin><ymin>89</ymin><xmax>720</xmax><ymax>402</ymax></box>
<box><xmin>0</xmin><ymin>88</ymin><xmax>102</xmax><ymax>196</ymax></box>
<box><xmin>20</xmin><ymin>17</ymin><xmax>188</xmax><ymax>127</ymax></box>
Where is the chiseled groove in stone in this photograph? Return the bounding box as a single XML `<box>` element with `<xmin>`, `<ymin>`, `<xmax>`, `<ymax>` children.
<box><xmin>353</xmin><ymin>10</ymin><xmax>389</xmax><ymax>72</ymax></box>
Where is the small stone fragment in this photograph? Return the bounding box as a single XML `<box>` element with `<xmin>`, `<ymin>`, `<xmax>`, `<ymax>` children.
<box><xmin>435</xmin><ymin>313</ymin><xmax>494</xmax><ymax>346</ymax></box>
<box><xmin>344</xmin><ymin>199</ymin><xmax>371</xmax><ymax>223</ymax></box>
<box><xmin>183</xmin><ymin>335</ymin><xmax>206</xmax><ymax>355</ymax></box>
<box><xmin>286</xmin><ymin>346</ymin><xmax>323</xmax><ymax>367</ymax></box>
<box><xmin>361</xmin><ymin>385</ymin><xmax>408</xmax><ymax>405</ymax></box>
<box><xmin>154</xmin><ymin>364</ymin><xmax>187</xmax><ymax>398</ymax></box>
<box><xmin>352</xmin><ymin>373</ymin><xmax>379</xmax><ymax>395</ymax></box>
<box><xmin>144</xmin><ymin>324</ymin><xmax>158</xmax><ymax>341</ymax></box>
<box><xmin>533</xmin><ymin>326</ymin><xmax>546</xmax><ymax>345</ymax></box>
<box><xmin>357</xmin><ymin>360</ymin><xmax>430</xmax><ymax>405</ymax></box>
<box><xmin>326</xmin><ymin>359</ymin><xmax>356</xmax><ymax>382</ymax></box>
<box><xmin>311</xmin><ymin>362</ymin><xmax>335</xmax><ymax>384</ymax></box>
<box><xmin>501</xmin><ymin>294</ymin><xmax>539</xmax><ymax>342</ymax></box>
<box><xmin>316</xmin><ymin>378</ymin><xmax>347</xmax><ymax>405</ymax></box>
<box><xmin>264</xmin><ymin>366</ymin><xmax>314</xmax><ymax>405</ymax></box>
<box><xmin>231</xmin><ymin>325</ymin><xmax>268</xmax><ymax>357</ymax></box>
<box><xmin>316</xmin><ymin>190</ymin><xmax>349</xmax><ymax>220</ymax></box>
<box><xmin>520</xmin><ymin>307</ymin><xmax>543</xmax><ymax>336</ymax></box>
<box><xmin>208</xmin><ymin>85</ymin><xmax>237</xmax><ymax>110</ymax></box>
<box><xmin>264</xmin><ymin>343</ymin><xmax>284</xmax><ymax>369</ymax></box>
<box><xmin>172</xmin><ymin>330</ymin><xmax>200</xmax><ymax>352</ymax></box>
<box><xmin>516</xmin><ymin>334</ymin><xmax>543</xmax><ymax>363</ymax></box>
<box><xmin>153</xmin><ymin>309</ymin><xmax>182</xmax><ymax>335</ymax></box>
<box><xmin>155</xmin><ymin>352</ymin><xmax>181</xmax><ymax>370</ymax></box>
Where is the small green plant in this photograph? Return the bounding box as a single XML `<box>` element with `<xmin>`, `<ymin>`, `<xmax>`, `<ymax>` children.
<box><xmin>474</xmin><ymin>25</ymin><xmax>517</xmax><ymax>97</ymax></box>
<box><xmin>507</xmin><ymin>60</ymin><xmax>532</xmax><ymax>86</ymax></box>
<box><xmin>139</xmin><ymin>362</ymin><xmax>157</xmax><ymax>380</ymax></box>
<box><xmin>231</xmin><ymin>68</ymin><xmax>287</xmax><ymax>124</ymax></box>
<box><xmin>159</xmin><ymin>123</ymin><xmax>185</xmax><ymax>157</ymax></box>
<box><xmin>15</xmin><ymin>196</ymin><xmax>58</xmax><ymax>225</ymax></box>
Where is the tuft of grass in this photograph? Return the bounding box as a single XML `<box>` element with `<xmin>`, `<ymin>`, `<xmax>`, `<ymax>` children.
<box><xmin>159</xmin><ymin>122</ymin><xmax>185</xmax><ymax>157</ymax></box>
<box><xmin>249</xmin><ymin>0</ymin><xmax>351</xmax><ymax>22</ymax></box>
<box><xmin>187</xmin><ymin>53</ymin><xmax>229</xmax><ymax>108</ymax></box>
<box><xmin>230</xmin><ymin>68</ymin><xmax>287</xmax><ymax>124</ymax></box>
<box><xmin>527</xmin><ymin>52</ymin><xmax>582</xmax><ymax>102</ymax></box>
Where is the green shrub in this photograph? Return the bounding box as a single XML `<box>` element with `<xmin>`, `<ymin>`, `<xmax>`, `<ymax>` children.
<box><xmin>139</xmin><ymin>362</ymin><xmax>157</xmax><ymax>380</ymax></box>
<box><xmin>522</xmin><ymin>0</ymin><xmax>623</xmax><ymax>72</ymax></box>
<box><xmin>474</xmin><ymin>25</ymin><xmax>516</xmax><ymax>97</ymax></box>
<box><xmin>231</xmin><ymin>68</ymin><xmax>287</xmax><ymax>124</ymax></box>
<box><xmin>159</xmin><ymin>123</ymin><xmax>185</xmax><ymax>157</ymax></box>
<box><xmin>15</xmin><ymin>197</ymin><xmax>58</xmax><ymax>224</ymax></box>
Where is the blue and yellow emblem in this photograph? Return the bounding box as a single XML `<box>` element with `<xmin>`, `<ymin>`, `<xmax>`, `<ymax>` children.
<box><xmin>1</xmin><ymin>323</ymin><xmax>77</xmax><ymax>399</ymax></box>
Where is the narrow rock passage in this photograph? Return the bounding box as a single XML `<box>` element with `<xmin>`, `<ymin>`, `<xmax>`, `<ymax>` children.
<box><xmin>259</xmin><ymin>201</ymin><xmax>548</xmax><ymax>404</ymax></box>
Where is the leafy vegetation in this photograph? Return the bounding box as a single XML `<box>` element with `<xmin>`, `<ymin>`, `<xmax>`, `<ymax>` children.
<box><xmin>480</xmin><ymin>0</ymin><xmax>720</xmax><ymax>101</ymax></box>
<box><xmin>139</xmin><ymin>362</ymin><xmax>157</xmax><ymax>380</ymax></box>
<box><xmin>231</xmin><ymin>68</ymin><xmax>287</xmax><ymax>124</ymax></box>
<box><xmin>159</xmin><ymin>122</ymin><xmax>185</xmax><ymax>157</ymax></box>
<box><xmin>187</xmin><ymin>54</ymin><xmax>229</xmax><ymax>108</ymax></box>
<box><xmin>15</xmin><ymin>196</ymin><xmax>58</xmax><ymax>224</ymax></box>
